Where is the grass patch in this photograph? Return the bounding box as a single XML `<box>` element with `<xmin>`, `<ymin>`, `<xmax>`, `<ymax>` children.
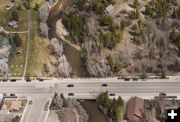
<box><xmin>26</xmin><ymin>10</ymin><xmax>51</xmax><ymax>76</ymax></box>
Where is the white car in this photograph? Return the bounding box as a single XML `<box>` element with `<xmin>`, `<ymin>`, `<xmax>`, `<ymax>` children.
<box><xmin>50</xmin><ymin>84</ymin><xmax>57</xmax><ymax>88</ymax></box>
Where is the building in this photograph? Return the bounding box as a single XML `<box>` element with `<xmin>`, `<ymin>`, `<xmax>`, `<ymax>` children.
<box><xmin>6</xmin><ymin>2</ymin><xmax>14</xmax><ymax>10</ymax></box>
<box><xmin>125</xmin><ymin>97</ymin><xmax>144</xmax><ymax>122</ymax></box>
<box><xmin>8</xmin><ymin>20</ymin><xmax>18</xmax><ymax>28</ymax></box>
<box><xmin>104</xmin><ymin>4</ymin><xmax>114</xmax><ymax>14</ymax></box>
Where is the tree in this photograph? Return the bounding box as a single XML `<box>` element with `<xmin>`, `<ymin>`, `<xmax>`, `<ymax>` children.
<box><xmin>171</xmin><ymin>8</ymin><xmax>177</xmax><ymax>18</ymax></box>
<box><xmin>117</xmin><ymin>96</ymin><xmax>123</xmax><ymax>106</ymax></box>
<box><xmin>12</xmin><ymin>9</ymin><xmax>19</xmax><ymax>21</ymax></box>
<box><xmin>161</xmin><ymin>70</ymin><xmax>166</xmax><ymax>79</ymax></box>
<box><xmin>133</xmin><ymin>0</ymin><xmax>140</xmax><ymax>8</ymax></box>
<box><xmin>130</xmin><ymin>8</ymin><xmax>140</xmax><ymax>19</ymax></box>
<box><xmin>13</xmin><ymin>33</ymin><xmax>22</xmax><ymax>47</ymax></box>
<box><xmin>169</xmin><ymin>28</ymin><xmax>176</xmax><ymax>41</ymax></box>
<box><xmin>12</xmin><ymin>115</ymin><xmax>20</xmax><ymax>122</ymax></box>
<box><xmin>144</xmin><ymin>4</ymin><xmax>154</xmax><ymax>18</ymax></box>
<box><xmin>34</xmin><ymin>3</ymin><xmax>40</xmax><ymax>11</ymax></box>
<box><xmin>17</xmin><ymin>4</ymin><xmax>22</xmax><ymax>11</ymax></box>
<box><xmin>60</xmin><ymin>93</ymin><xmax>68</xmax><ymax>107</ymax></box>
<box><xmin>23</xmin><ymin>0</ymin><xmax>31</xmax><ymax>9</ymax></box>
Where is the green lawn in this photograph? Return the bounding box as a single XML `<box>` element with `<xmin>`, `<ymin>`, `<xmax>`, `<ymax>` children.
<box><xmin>5</xmin><ymin>0</ymin><xmax>51</xmax><ymax>77</ymax></box>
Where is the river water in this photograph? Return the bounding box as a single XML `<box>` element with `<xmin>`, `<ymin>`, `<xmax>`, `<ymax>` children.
<box><xmin>47</xmin><ymin>0</ymin><xmax>88</xmax><ymax>77</ymax></box>
<box><xmin>81</xmin><ymin>100</ymin><xmax>108</xmax><ymax>122</ymax></box>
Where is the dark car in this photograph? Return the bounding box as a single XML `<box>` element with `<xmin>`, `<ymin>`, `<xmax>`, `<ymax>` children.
<box><xmin>26</xmin><ymin>79</ymin><xmax>31</xmax><ymax>82</ymax></box>
<box><xmin>124</xmin><ymin>78</ymin><xmax>130</xmax><ymax>81</ymax></box>
<box><xmin>67</xmin><ymin>84</ymin><xmax>74</xmax><ymax>87</ymax></box>
<box><xmin>10</xmin><ymin>94</ymin><xmax>16</xmax><ymax>96</ymax></box>
<box><xmin>109</xmin><ymin>93</ymin><xmax>116</xmax><ymax>96</ymax></box>
<box><xmin>2</xmin><ymin>79</ymin><xmax>8</xmax><ymax>82</ymax></box>
<box><xmin>102</xmin><ymin>84</ymin><xmax>108</xmax><ymax>87</ymax></box>
<box><xmin>68</xmin><ymin>93</ymin><xmax>74</xmax><ymax>96</ymax></box>
<box><xmin>39</xmin><ymin>79</ymin><xmax>44</xmax><ymax>82</ymax></box>
<box><xmin>10</xmin><ymin>79</ymin><xmax>16</xmax><ymax>82</ymax></box>
<box><xmin>159</xmin><ymin>92</ymin><xmax>166</xmax><ymax>96</ymax></box>
<box><xmin>132</xmin><ymin>78</ymin><xmax>138</xmax><ymax>81</ymax></box>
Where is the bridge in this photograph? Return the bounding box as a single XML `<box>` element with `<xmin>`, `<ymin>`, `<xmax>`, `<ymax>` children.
<box><xmin>1</xmin><ymin>77</ymin><xmax>180</xmax><ymax>122</ymax></box>
<box><xmin>1</xmin><ymin>77</ymin><xmax>180</xmax><ymax>100</ymax></box>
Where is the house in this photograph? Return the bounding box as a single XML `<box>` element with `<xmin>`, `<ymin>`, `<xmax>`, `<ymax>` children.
<box><xmin>8</xmin><ymin>20</ymin><xmax>18</xmax><ymax>28</ymax></box>
<box><xmin>104</xmin><ymin>4</ymin><xmax>114</xmax><ymax>14</ymax></box>
<box><xmin>125</xmin><ymin>97</ymin><xmax>144</xmax><ymax>122</ymax></box>
<box><xmin>6</xmin><ymin>2</ymin><xmax>14</xmax><ymax>10</ymax></box>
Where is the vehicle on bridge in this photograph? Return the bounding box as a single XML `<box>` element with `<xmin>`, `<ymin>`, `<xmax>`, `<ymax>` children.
<box><xmin>102</xmin><ymin>84</ymin><xmax>108</xmax><ymax>87</ymax></box>
<box><xmin>68</xmin><ymin>93</ymin><xmax>74</xmax><ymax>96</ymax></box>
<box><xmin>67</xmin><ymin>84</ymin><xmax>74</xmax><ymax>87</ymax></box>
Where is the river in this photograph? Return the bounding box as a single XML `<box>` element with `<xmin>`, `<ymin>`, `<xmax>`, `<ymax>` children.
<box><xmin>81</xmin><ymin>100</ymin><xmax>108</xmax><ymax>122</ymax></box>
<box><xmin>47</xmin><ymin>2</ymin><xmax>107</xmax><ymax>121</ymax></box>
<box><xmin>47</xmin><ymin>0</ymin><xmax>88</xmax><ymax>77</ymax></box>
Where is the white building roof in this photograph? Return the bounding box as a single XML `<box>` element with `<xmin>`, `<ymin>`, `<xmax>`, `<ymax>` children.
<box><xmin>105</xmin><ymin>4</ymin><xmax>114</xmax><ymax>14</ymax></box>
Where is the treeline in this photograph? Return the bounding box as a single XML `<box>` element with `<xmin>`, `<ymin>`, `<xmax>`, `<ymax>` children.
<box><xmin>144</xmin><ymin>0</ymin><xmax>179</xmax><ymax>18</ymax></box>
<box><xmin>169</xmin><ymin>29</ymin><xmax>180</xmax><ymax>52</ymax></box>
<box><xmin>107</xmin><ymin>54</ymin><xmax>121</xmax><ymax>73</ymax></box>
<box><xmin>99</xmin><ymin>15</ymin><xmax>124</xmax><ymax>49</ymax></box>
<box><xmin>62</xmin><ymin>11</ymin><xmax>88</xmax><ymax>44</ymax></box>
<box><xmin>97</xmin><ymin>91</ymin><xmax>124</xmax><ymax>122</ymax></box>
<box><xmin>92</xmin><ymin>0</ymin><xmax>112</xmax><ymax>15</ymax></box>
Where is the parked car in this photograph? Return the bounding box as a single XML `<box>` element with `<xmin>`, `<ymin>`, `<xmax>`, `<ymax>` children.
<box><xmin>26</xmin><ymin>79</ymin><xmax>31</xmax><ymax>82</ymax></box>
<box><xmin>38</xmin><ymin>79</ymin><xmax>44</xmax><ymax>82</ymax></box>
<box><xmin>10</xmin><ymin>94</ymin><xmax>15</xmax><ymax>96</ymax></box>
<box><xmin>10</xmin><ymin>79</ymin><xmax>16</xmax><ymax>82</ymax></box>
<box><xmin>68</xmin><ymin>93</ymin><xmax>74</xmax><ymax>96</ymax></box>
<box><xmin>124</xmin><ymin>78</ymin><xmax>130</xmax><ymax>81</ymax></box>
<box><xmin>159</xmin><ymin>92</ymin><xmax>166</xmax><ymax>96</ymax></box>
<box><xmin>132</xmin><ymin>78</ymin><xmax>138</xmax><ymax>81</ymax></box>
<box><xmin>2</xmin><ymin>79</ymin><xmax>8</xmax><ymax>82</ymax></box>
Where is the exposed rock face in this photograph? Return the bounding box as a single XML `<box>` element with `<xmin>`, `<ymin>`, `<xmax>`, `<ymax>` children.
<box><xmin>86</xmin><ymin>56</ymin><xmax>112</xmax><ymax>77</ymax></box>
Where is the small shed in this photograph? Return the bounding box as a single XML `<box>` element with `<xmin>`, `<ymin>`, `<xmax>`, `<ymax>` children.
<box><xmin>104</xmin><ymin>4</ymin><xmax>114</xmax><ymax>14</ymax></box>
<box><xmin>6</xmin><ymin>2</ymin><xmax>14</xmax><ymax>10</ymax></box>
<box><xmin>8</xmin><ymin>21</ymin><xmax>18</xmax><ymax>28</ymax></box>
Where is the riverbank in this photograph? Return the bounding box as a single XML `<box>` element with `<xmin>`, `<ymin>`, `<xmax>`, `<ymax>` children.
<box><xmin>81</xmin><ymin>100</ymin><xmax>108</xmax><ymax>122</ymax></box>
<box><xmin>47</xmin><ymin>0</ymin><xmax>88</xmax><ymax>77</ymax></box>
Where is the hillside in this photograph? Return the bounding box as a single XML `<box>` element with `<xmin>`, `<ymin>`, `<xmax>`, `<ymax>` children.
<box><xmin>57</xmin><ymin>0</ymin><xmax>180</xmax><ymax>77</ymax></box>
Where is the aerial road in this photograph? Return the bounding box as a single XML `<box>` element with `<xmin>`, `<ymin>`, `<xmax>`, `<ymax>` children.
<box><xmin>0</xmin><ymin>78</ymin><xmax>180</xmax><ymax>99</ymax></box>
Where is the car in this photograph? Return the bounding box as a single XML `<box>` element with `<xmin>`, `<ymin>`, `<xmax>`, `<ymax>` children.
<box><xmin>10</xmin><ymin>94</ymin><xmax>15</xmax><ymax>96</ymax></box>
<box><xmin>102</xmin><ymin>84</ymin><xmax>108</xmax><ymax>87</ymax></box>
<box><xmin>10</xmin><ymin>79</ymin><xmax>16</xmax><ymax>82</ymax></box>
<box><xmin>68</xmin><ymin>93</ymin><xmax>74</xmax><ymax>96</ymax></box>
<box><xmin>124</xmin><ymin>78</ymin><xmax>130</xmax><ymax>81</ymax></box>
<box><xmin>67</xmin><ymin>84</ymin><xmax>74</xmax><ymax>87</ymax></box>
<box><xmin>159</xmin><ymin>92</ymin><xmax>166</xmax><ymax>96</ymax></box>
<box><xmin>109</xmin><ymin>93</ymin><xmax>116</xmax><ymax>96</ymax></box>
<box><xmin>132</xmin><ymin>78</ymin><xmax>138</xmax><ymax>81</ymax></box>
<box><xmin>39</xmin><ymin>79</ymin><xmax>44</xmax><ymax>82</ymax></box>
<box><xmin>26</xmin><ymin>79</ymin><xmax>31</xmax><ymax>82</ymax></box>
<box><xmin>2</xmin><ymin>79</ymin><xmax>7</xmax><ymax>82</ymax></box>
<box><xmin>50</xmin><ymin>84</ymin><xmax>57</xmax><ymax>88</ymax></box>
